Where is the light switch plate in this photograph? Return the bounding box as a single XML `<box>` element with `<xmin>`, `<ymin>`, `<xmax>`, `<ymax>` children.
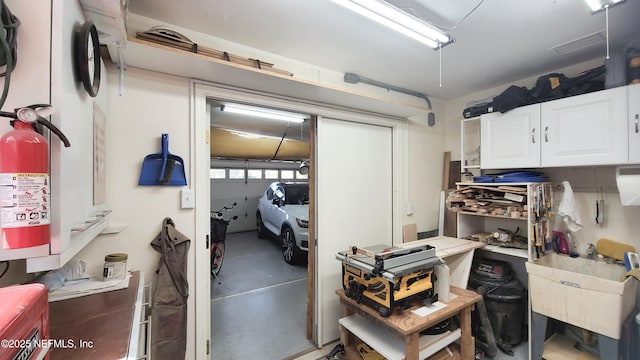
<box><xmin>181</xmin><ymin>189</ymin><xmax>194</xmax><ymax>209</ymax></box>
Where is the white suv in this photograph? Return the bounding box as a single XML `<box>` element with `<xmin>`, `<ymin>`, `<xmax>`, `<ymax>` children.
<box><xmin>256</xmin><ymin>182</ymin><xmax>309</xmax><ymax>264</ymax></box>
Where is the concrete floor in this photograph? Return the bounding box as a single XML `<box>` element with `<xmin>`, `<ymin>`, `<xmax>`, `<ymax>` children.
<box><xmin>210</xmin><ymin>231</ymin><xmax>529</xmax><ymax>360</ymax></box>
<box><xmin>294</xmin><ymin>341</ymin><xmax>529</xmax><ymax>360</ymax></box>
<box><xmin>211</xmin><ymin>230</ymin><xmax>313</xmax><ymax>360</ymax></box>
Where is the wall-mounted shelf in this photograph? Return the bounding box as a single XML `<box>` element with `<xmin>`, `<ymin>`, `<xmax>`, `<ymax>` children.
<box><xmin>101</xmin><ymin>223</ymin><xmax>127</xmax><ymax>235</ymax></box>
<box><xmin>339</xmin><ymin>314</ymin><xmax>461</xmax><ymax>360</ymax></box>
<box><xmin>454</xmin><ymin>211</ymin><xmax>529</xmax><ymax>221</ymax></box>
<box><xmin>26</xmin><ymin>211</ymin><xmax>112</xmax><ymax>273</ymax></box>
<box><xmin>79</xmin><ymin>0</ymin><xmax>128</xmax><ymax>47</ymax></box>
<box><xmin>453</xmin><ymin>182</ymin><xmax>552</xmax><ymax>261</ymax></box>
<box><xmin>453</xmin><ymin>182</ymin><xmax>553</xmax><ymax>359</ymax></box>
<box><xmin>461</xmin><ymin>117</ymin><xmax>481</xmax><ymax>174</ymax></box>
<box><xmin>478</xmin><ymin>244</ymin><xmax>528</xmax><ymax>259</ymax></box>
<box><xmin>110</xmin><ymin>37</ymin><xmax>429</xmax><ymax>119</ymax></box>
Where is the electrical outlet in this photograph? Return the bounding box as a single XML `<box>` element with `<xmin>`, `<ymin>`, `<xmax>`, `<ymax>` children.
<box><xmin>181</xmin><ymin>189</ymin><xmax>194</xmax><ymax>209</ymax></box>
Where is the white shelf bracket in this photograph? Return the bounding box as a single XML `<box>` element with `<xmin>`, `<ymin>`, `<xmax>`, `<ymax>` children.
<box><xmin>117</xmin><ymin>47</ymin><xmax>127</xmax><ymax>96</ymax></box>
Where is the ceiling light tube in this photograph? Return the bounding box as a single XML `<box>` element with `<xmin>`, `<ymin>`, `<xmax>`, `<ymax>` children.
<box><xmin>585</xmin><ymin>0</ymin><xmax>625</xmax><ymax>12</ymax></box>
<box><xmin>221</xmin><ymin>104</ymin><xmax>307</xmax><ymax>123</ymax></box>
<box><xmin>331</xmin><ymin>0</ymin><xmax>452</xmax><ymax>48</ymax></box>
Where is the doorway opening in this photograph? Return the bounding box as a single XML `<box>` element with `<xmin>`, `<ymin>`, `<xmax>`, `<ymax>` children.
<box><xmin>208</xmin><ymin>98</ymin><xmax>315</xmax><ymax>359</ymax></box>
<box><xmin>192</xmin><ymin>80</ymin><xmax>407</xmax><ymax>358</ymax></box>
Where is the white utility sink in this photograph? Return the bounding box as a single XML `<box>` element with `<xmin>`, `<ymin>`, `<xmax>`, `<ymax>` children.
<box><xmin>526</xmin><ymin>253</ymin><xmax>637</xmax><ymax>339</ymax></box>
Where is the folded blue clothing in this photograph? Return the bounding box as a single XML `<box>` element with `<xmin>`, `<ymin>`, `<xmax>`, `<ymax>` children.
<box><xmin>474</xmin><ymin>171</ymin><xmax>548</xmax><ymax>183</ymax></box>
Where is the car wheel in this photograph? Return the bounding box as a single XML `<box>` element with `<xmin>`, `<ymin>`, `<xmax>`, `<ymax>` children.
<box><xmin>256</xmin><ymin>212</ymin><xmax>267</xmax><ymax>239</ymax></box>
<box><xmin>281</xmin><ymin>226</ymin><xmax>304</xmax><ymax>265</ymax></box>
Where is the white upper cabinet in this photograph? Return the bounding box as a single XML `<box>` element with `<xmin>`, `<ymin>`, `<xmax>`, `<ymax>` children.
<box><xmin>629</xmin><ymin>84</ymin><xmax>640</xmax><ymax>164</ymax></box>
<box><xmin>540</xmin><ymin>86</ymin><xmax>628</xmax><ymax>167</ymax></box>
<box><xmin>481</xmin><ymin>104</ymin><xmax>541</xmax><ymax>169</ymax></box>
<box><xmin>480</xmin><ymin>86</ymin><xmax>630</xmax><ymax>170</ymax></box>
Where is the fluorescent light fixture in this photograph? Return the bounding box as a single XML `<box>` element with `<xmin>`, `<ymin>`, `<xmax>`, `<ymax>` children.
<box><xmin>548</xmin><ymin>31</ymin><xmax>605</xmax><ymax>55</ymax></box>
<box><xmin>220</xmin><ymin>104</ymin><xmax>307</xmax><ymax>123</ymax></box>
<box><xmin>331</xmin><ymin>0</ymin><xmax>452</xmax><ymax>48</ymax></box>
<box><xmin>584</xmin><ymin>0</ymin><xmax>626</xmax><ymax>12</ymax></box>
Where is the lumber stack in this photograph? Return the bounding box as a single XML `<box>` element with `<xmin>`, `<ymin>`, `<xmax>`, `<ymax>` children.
<box><xmin>446</xmin><ymin>184</ymin><xmax>528</xmax><ymax>218</ymax></box>
<box><xmin>136</xmin><ymin>27</ymin><xmax>294</xmax><ymax>76</ymax></box>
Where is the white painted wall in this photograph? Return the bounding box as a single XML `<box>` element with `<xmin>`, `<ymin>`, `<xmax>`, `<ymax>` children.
<box><xmin>74</xmin><ymin>65</ymin><xmax>192</xmax><ymax>277</ymax></box>
<box><xmin>49</xmin><ymin>0</ymin><xmax>111</xmax><ymax>261</ymax></box>
<box><xmin>73</xmin><ymin>66</ymin><xmax>197</xmax><ymax>357</ymax></box>
<box><xmin>403</xmin><ymin>106</ymin><xmax>446</xmax><ymax>234</ymax></box>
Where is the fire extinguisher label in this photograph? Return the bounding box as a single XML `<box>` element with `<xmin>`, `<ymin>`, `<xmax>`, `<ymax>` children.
<box><xmin>0</xmin><ymin>173</ymin><xmax>50</xmax><ymax>228</ymax></box>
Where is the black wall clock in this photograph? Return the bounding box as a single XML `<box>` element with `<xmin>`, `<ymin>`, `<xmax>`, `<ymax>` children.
<box><xmin>75</xmin><ymin>20</ymin><xmax>101</xmax><ymax>97</ymax></box>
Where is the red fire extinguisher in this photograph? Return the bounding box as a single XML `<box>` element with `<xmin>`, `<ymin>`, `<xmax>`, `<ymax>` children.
<box><xmin>0</xmin><ymin>105</ymin><xmax>70</xmax><ymax>250</ymax></box>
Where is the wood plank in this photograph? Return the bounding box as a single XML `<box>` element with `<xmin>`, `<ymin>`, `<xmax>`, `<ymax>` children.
<box><xmin>344</xmin><ymin>344</ymin><xmax>361</xmax><ymax>360</ymax></box>
<box><xmin>458</xmin><ymin>306</ymin><xmax>474</xmax><ymax>360</ymax></box>
<box><xmin>136</xmin><ymin>31</ymin><xmax>195</xmax><ymax>51</ymax></box>
<box><xmin>403</xmin><ymin>223</ymin><xmax>418</xmax><ymax>242</ymax></box>
<box><xmin>427</xmin><ymin>343</ymin><xmax>460</xmax><ymax>360</ymax></box>
<box><xmin>405</xmin><ymin>332</ymin><xmax>419</xmax><ymax>360</ymax></box>
<box><xmin>450</xmin><ymin>184</ymin><xmax>528</xmax><ymax>195</ymax></box>
<box><xmin>306</xmin><ymin>115</ymin><xmax>316</xmax><ymax>340</ymax></box>
<box><xmin>122</xmin><ymin>37</ymin><xmax>430</xmax><ymax>119</ymax></box>
<box><xmin>339</xmin><ymin>315</ymin><xmax>406</xmax><ymax>360</ymax></box>
<box><xmin>497</xmin><ymin>185</ymin><xmax>529</xmax><ymax>193</ymax></box>
<box><xmin>339</xmin><ymin>323</ymin><xmax>351</xmax><ymax>347</ymax></box>
<box><xmin>343</xmin><ymin>339</ymin><xmax>461</xmax><ymax>360</ymax></box>
<box><xmin>448</xmin><ymin>161</ymin><xmax>461</xmax><ymax>190</ymax></box>
<box><xmin>442</xmin><ymin>151</ymin><xmax>451</xmax><ymax>191</ymax></box>
<box><xmin>132</xmin><ymin>36</ymin><xmax>293</xmax><ymax>76</ymax></box>
<box><xmin>339</xmin><ymin>315</ymin><xmax>461</xmax><ymax>360</ymax></box>
<box><xmin>443</xmin><ymin>192</ymin><xmax>458</xmax><ymax>238</ymax></box>
<box><xmin>335</xmin><ymin>287</ymin><xmax>481</xmax><ymax>336</ymax></box>
<box><xmin>396</xmin><ymin>236</ymin><xmax>485</xmax><ymax>258</ymax></box>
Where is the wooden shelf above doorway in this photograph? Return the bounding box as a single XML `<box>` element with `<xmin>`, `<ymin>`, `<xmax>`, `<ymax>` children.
<box><xmin>111</xmin><ymin>37</ymin><xmax>430</xmax><ymax>119</ymax></box>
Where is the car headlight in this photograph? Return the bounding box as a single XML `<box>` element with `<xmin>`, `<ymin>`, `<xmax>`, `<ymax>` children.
<box><xmin>296</xmin><ymin>218</ymin><xmax>309</xmax><ymax>228</ymax></box>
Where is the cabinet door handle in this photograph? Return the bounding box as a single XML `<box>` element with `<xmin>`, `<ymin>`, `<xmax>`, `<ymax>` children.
<box><xmin>531</xmin><ymin>128</ymin><xmax>536</xmax><ymax>144</ymax></box>
<box><xmin>544</xmin><ymin>126</ymin><xmax>549</xmax><ymax>142</ymax></box>
<box><xmin>635</xmin><ymin>114</ymin><xmax>638</xmax><ymax>133</ymax></box>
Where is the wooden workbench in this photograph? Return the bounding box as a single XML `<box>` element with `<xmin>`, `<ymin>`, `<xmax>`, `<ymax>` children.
<box><xmin>336</xmin><ymin>286</ymin><xmax>481</xmax><ymax>360</ymax></box>
<box><xmin>49</xmin><ymin>271</ymin><xmax>142</xmax><ymax>359</ymax></box>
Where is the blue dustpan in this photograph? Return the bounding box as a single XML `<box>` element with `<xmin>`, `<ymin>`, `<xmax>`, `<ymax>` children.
<box><xmin>138</xmin><ymin>134</ymin><xmax>187</xmax><ymax>186</ymax></box>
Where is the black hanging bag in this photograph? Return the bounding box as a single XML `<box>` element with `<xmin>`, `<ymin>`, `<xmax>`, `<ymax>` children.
<box><xmin>529</xmin><ymin>72</ymin><xmax>567</xmax><ymax>104</ymax></box>
<box><xmin>492</xmin><ymin>85</ymin><xmax>530</xmax><ymax>113</ymax></box>
<box><xmin>561</xmin><ymin>65</ymin><xmax>605</xmax><ymax>97</ymax></box>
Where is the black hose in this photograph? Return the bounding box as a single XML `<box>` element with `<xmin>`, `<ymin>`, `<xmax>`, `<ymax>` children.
<box><xmin>0</xmin><ymin>260</ymin><xmax>9</xmax><ymax>279</ymax></box>
<box><xmin>0</xmin><ymin>0</ymin><xmax>19</xmax><ymax>110</ymax></box>
<box><xmin>475</xmin><ymin>286</ymin><xmax>498</xmax><ymax>358</ymax></box>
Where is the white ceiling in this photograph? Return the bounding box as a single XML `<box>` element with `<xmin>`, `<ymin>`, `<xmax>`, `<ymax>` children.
<box><xmin>127</xmin><ymin>0</ymin><xmax>640</xmax><ymax>102</ymax></box>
